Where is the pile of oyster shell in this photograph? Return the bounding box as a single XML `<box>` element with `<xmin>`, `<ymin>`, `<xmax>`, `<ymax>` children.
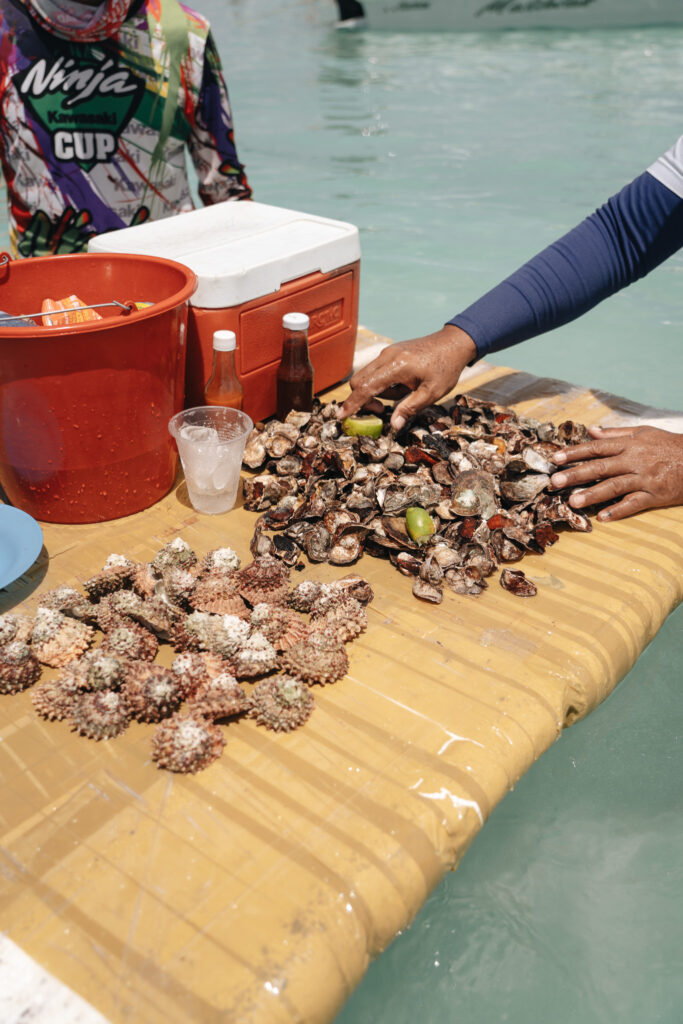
<box><xmin>242</xmin><ymin>395</ymin><xmax>594</xmax><ymax>604</ymax></box>
<box><xmin>0</xmin><ymin>540</ymin><xmax>373</xmax><ymax>773</ymax></box>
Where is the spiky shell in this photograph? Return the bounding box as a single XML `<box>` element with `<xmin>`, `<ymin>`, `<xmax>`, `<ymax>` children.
<box><xmin>308</xmin><ymin>582</ymin><xmax>348</xmax><ymax>617</ymax></box>
<box><xmin>236</xmin><ymin>555</ymin><xmax>291</xmax><ymax>607</ymax></box>
<box><xmin>100</xmin><ymin>620</ymin><xmax>159</xmax><ymax>662</ymax></box>
<box><xmin>82</xmin><ymin>555</ymin><xmax>135</xmax><ymax>599</ymax></box>
<box><xmin>310</xmin><ymin>596</ymin><xmax>367</xmax><ymax>644</ymax></box>
<box><xmin>68</xmin><ymin>650</ymin><xmax>126</xmax><ymax>691</ymax></box>
<box><xmin>122</xmin><ymin>662</ymin><xmax>185</xmax><ymax>723</ymax></box>
<box><xmin>131</xmin><ymin>562</ymin><xmax>158</xmax><ymax>599</ymax></box>
<box><xmin>151</xmin><ymin>537</ymin><xmax>197</xmax><ymax>574</ymax></box>
<box><xmin>171</xmin><ymin>652</ymin><xmax>211</xmax><ymax>699</ymax></box>
<box><xmin>30</xmin><ymin>608</ymin><xmax>94</xmax><ymax>668</ymax></box>
<box><xmin>249</xmin><ymin>604</ymin><xmax>310</xmax><ymax>651</ymax></box>
<box><xmin>95</xmin><ymin>590</ymin><xmax>143</xmax><ymax>632</ymax></box>
<box><xmin>201</xmin><ymin>547</ymin><xmax>241</xmax><ymax>575</ymax></box>
<box><xmin>199</xmin><ymin>651</ymin><xmax>235</xmax><ymax>679</ymax></box>
<box><xmin>287</xmin><ymin>580</ymin><xmax>322</xmax><ymax>613</ymax></box>
<box><xmin>227</xmin><ymin>632</ymin><xmax>279</xmax><ymax>679</ymax></box>
<box><xmin>184</xmin><ymin>611</ymin><xmax>250</xmax><ymax>658</ymax></box>
<box><xmin>335</xmin><ymin>574</ymin><xmax>375</xmax><ymax>605</ymax></box>
<box><xmin>247</xmin><ymin>675</ymin><xmax>314</xmax><ymax>733</ymax></box>
<box><xmin>0</xmin><ymin>641</ymin><xmax>42</xmax><ymax>694</ymax></box>
<box><xmin>70</xmin><ymin>689</ymin><xmax>130</xmax><ymax>740</ymax></box>
<box><xmin>167</xmin><ymin>616</ymin><xmax>200</xmax><ymax>653</ymax></box>
<box><xmin>190</xmin><ymin>672</ymin><xmax>247</xmax><ymax>720</ymax></box>
<box><xmin>128</xmin><ymin>595</ymin><xmax>181</xmax><ymax>638</ymax></box>
<box><xmin>151</xmin><ymin>712</ymin><xmax>225</xmax><ymax>773</ymax></box>
<box><xmin>36</xmin><ymin>586</ymin><xmax>95</xmax><ymax>622</ymax></box>
<box><xmin>159</xmin><ymin>567</ymin><xmax>197</xmax><ymax>607</ymax></box>
<box><xmin>280</xmin><ymin>631</ymin><xmax>349</xmax><ymax>685</ymax></box>
<box><xmin>189</xmin><ymin>574</ymin><xmax>248</xmax><ymax>617</ymax></box>
<box><xmin>31</xmin><ymin>674</ymin><xmax>82</xmax><ymax>720</ymax></box>
<box><xmin>0</xmin><ymin>612</ymin><xmax>33</xmax><ymax>646</ymax></box>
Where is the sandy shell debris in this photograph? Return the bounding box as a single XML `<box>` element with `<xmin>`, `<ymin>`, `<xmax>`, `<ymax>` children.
<box><xmin>0</xmin><ymin>641</ymin><xmax>42</xmax><ymax>694</ymax></box>
<box><xmin>279</xmin><ymin>631</ymin><xmax>349</xmax><ymax>686</ymax></box>
<box><xmin>82</xmin><ymin>554</ymin><xmax>135</xmax><ymax>599</ymax></box>
<box><xmin>31</xmin><ymin>674</ymin><xmax>82</xmax><ymax>721</ymax></box>
<box><xmin>0</xmin><ymin>613</ymin><xmax>33</xmax><ymax>647</ymax></box>
<box><xmin>247</xmin><ymin>675</ymin><xmax>315</xmax><ymax>733</ymax></box>
<box><xmin>30</xmin><ymin>608</ymin><xmax>95</xmax><ymax>668</ymax></box>
<box><xmin>227</xmin><ymin>632</ymin><xmax>279</xmax><ymax>679</ymax></box>
<box><xmin>122</xmin><ymin>662</ymin><xmax>185</xmax><ymax>723</ymax></box>
<box><xmin>151</xmin><ymin>712</ymin><xmax>226</xmax><ymax>773</ymax></box>
<box><xmin>151</xmin><ymin>537</ymin><xmax>197</xmax><ymax>574</ymax></box>
<box><xmin>190</xmin><ymin>672</ymin><xmax>248</xmax><ymax>720</ymax></box>
<box><xmin>100</xmin><ymin>619</ymin><xmax>159</xmax><ymax>662</ymax></box>
<box><xmin>70</xmin><ymin>689</ymin><xmax>130</xmax><ymax>740</ymax></box>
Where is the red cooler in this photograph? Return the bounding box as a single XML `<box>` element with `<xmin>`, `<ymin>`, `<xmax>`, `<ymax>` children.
<box><xmin>89</xmin><ymin>201</ymin><xmax>361</xmax><ymax>422</ymax></box>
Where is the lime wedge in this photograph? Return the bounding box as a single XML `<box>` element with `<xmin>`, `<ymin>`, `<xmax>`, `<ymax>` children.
<box><xmin>341</xmin><ymin>414</ymin><xmax>384</xmax><ymax>438</ymax></box>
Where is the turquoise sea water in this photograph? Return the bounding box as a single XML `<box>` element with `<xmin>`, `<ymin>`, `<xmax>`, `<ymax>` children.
<box><xmin>1</xmin><ymin>4</ymin><xmax>681</xmax><ymax>1021</ymax></box>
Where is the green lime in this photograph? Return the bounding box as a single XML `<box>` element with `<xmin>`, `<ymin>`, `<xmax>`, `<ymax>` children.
<box><xmin>405</xmin><ymin>506</ymin><xmax>436</xmax><ymax>545</ymax></box>
<box><xmin>341</xmin><ymin>414</ymin><xmax>384</xmax><ymax>439</ymax></box>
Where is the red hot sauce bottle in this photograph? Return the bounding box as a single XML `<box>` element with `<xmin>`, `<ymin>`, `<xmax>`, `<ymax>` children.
<box><xmin>276</xmin><ymin>312</ymin><xmax>314</xmax><ymax>421</ymax></box>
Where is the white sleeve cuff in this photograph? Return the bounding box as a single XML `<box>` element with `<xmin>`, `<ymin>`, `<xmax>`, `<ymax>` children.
<box><xmin>647</xmin><ymin>135</ymin><xmax>683</xmax><ymax>199</ymax></box>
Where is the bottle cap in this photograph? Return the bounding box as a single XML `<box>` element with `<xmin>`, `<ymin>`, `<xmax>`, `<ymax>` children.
<box><xmin>282</xmin><ymin>312</ymin><xmax>309</xmax><ymax>332</ymax></box>
<box><xmin>213</xmin><ymin>330</ymin><xmax>237</xmax><ymax>352</ymax></box>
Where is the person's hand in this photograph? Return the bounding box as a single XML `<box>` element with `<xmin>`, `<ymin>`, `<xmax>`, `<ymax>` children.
<box><xmin>550</xmin><ymin>425</ymin><xmax>683</xmax><ymax>521</ymax></box>
<box><xmin>337</xmin><ymin>325</ymin><xmax>478</xmax><ymax>431</ymax></box>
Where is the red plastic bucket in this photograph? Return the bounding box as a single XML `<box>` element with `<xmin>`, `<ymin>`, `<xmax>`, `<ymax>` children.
<box><xmin>0</xmin><ymin>251</ymin><xmax>196</xmax><ymax>523</ymax></box>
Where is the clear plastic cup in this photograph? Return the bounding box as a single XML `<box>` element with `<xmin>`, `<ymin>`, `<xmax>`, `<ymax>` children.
<box><xmin>168</xmin><ymin>406</ymin><xmax>253</xmax><ymax>515</ymax></box>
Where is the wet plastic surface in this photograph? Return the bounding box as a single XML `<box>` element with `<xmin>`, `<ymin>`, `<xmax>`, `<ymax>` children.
<box><xmin>1</xmin><ymin>353</ymin><xmax>681</xmax><ymax>1023</ymax></box>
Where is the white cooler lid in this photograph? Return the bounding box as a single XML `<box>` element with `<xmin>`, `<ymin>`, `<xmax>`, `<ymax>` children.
<box><xmin>88</xmin><ymin>201</ymin><xmax>361</xmax><ymax>308</ymax></box>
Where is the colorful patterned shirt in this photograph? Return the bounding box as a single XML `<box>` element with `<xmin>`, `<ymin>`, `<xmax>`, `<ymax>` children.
<box><xmin>0</xmin><ymin>0</ymin><xmax>251</xmax><ymax>257</ymax></box>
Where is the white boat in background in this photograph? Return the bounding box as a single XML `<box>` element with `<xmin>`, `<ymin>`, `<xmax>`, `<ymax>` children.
<box><xmin>334</xmin><ymin>0</ymin><xmax>683</xmax><ymax>31</ymax></box>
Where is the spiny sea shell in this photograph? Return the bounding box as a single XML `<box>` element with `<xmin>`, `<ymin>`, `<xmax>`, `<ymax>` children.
<box><xmin>185</xmin><ymin>611</ymin><xmax>250</xmax><ymax>658</ymax></box>
<box><xmin>247</xmin><ymin>675</ymin><xmax>315</xmax><ymax>733</ymax></box>
<box><xmin>335</xmin><ymin>574</ymin><xmax>375</xmax><ymax>605</ymax></box>
<box><xmin>95</xmin><ymin>590</ymin><xmax>144</xmax><ymax>632</ymax></box>
<box><xmin>151</xmin><ymin>537</ymin><xmax>197</xmax><ymax>574</ymax></box>
<box><xmin>167</xmin><ymin>615</ymin><xmax>199</xmax><ymax>653</ymax></box>
<box><xmin>31</xmin><ymin>674</ymin><xmax>82</xmax><ymax>720</ymax></box>
<box><xmin>201</xmin><ymin>547</ymin><xmax>241</xmax><ymax>575</ymax></box>
<box><xmin>100</xmin><ymin>620</ymin><xmax>159</xmax><ymax>662</ymax></box>
<box><xmin>30</xmin><ymin>608</ymin><xmax>95</xmax><ymax>668</ymax></box>
<box><xmin>159</xmin><ymin>566</ymin><xmax>197</xmax><ymax>607</ymax></box>
<box><xmin>70</xmin><ymin>689</ymin><xmax>130</xmax><ymax>740</ymax></box>
<box><xmin>170</xmin><ymin>652</ymin><xmax>211</xmax><ymax>699</ymax></box>
<box><xmin>308</xmin><ymin>583</ymin><xmax>350</xmax><ymax>618</ymax></box>
<box><xmin>190</xmin><ymin>672</ymin><xmax>247</xmax><ymax>720</ymax></box>
<box><xmin>0</xmin><ymin>641</ymin><xmax>42</xmax><ymax>694</ymax></box>
<box><xmin>310</xmin><ymin>596</ymin><xmax>367</xmax><ymax>644</ymax></box>
<box><xmin>127</xmin><ymin>595</ymin><xmax>182</xmax><ymax>638</ymax></box>
<box><xmin>68</xmin><ymin>650</ymin><xmax>127</xmax><ymax>691</ymax></box>
<box><xmin>249</xmin><ymin>603</ymin><xmax>310</xmax><ymax>651</ymax></box>
<box><xmin>236</xmin><ymin>554</ymin><xmax>291</xmax><ymax>607</ymax></box>
<box><xmin>287</xmin><ymin>580</ymin><xmax>322</xmax><ymax>613</ymax></box>
<box><xmin>227</xmin><ymin>632</ymin><xmax>279</xmax><ymax>679</ymax></box>
<box><xmin>151</xmin><ymin>712</ymin><xmax>226</xmax><ymax>773</ymax></box>
<box><xmin>122</xmin><ymin>662</ymin><xmax>185</xmax><ymax>723</ymax></box>
<box><xmin>38</xmin><ymin>586</ymin><xmax>95</xmax><ymax>622</ymax></box>
<box><xmin>131</xmin><ymin>562</ymin><xmax>158</xmax><ymax>599</ymax></box>
<box><xmin>82</xmin><ymin>554</ymin><xmax>135</xmax><ymax>599</ymax></box>
<box><xmin>189</xmin><ymin>574</ymin><xmax>248</xmax><ymax>617</ymax></box>
<box><xmin>280</xmin><ymin>631</ymin><xmax>349</xmax><ymax>686</ymax></box>
<box><xmin>0</xmin><ymin>612</ymin><xmax>33</xmax><ymax>646</ymax></box>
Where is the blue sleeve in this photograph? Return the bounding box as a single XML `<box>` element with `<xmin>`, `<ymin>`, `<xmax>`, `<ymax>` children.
<box><xmin>448</xmin><ymin>171</ymin><xmax>683</xmax><ymax>357</ymax></box>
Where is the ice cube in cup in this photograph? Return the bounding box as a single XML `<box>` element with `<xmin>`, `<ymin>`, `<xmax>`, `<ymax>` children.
<box><xmin>168</xmin><ymin>406</ymin><xmax>253</xmax><ymax>515</ymax></box>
